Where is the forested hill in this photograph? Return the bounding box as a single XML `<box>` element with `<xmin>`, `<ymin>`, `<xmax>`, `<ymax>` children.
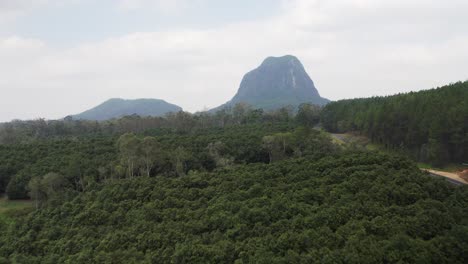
<box><xmin>71</xmin><ymin>98</ymin><xmax>182</xmax><ymax>121</ymax></box>
<box><xmin>321</xmin><ymin>81</ymin><xmax>468</xmax><ymax>166</ymax></box>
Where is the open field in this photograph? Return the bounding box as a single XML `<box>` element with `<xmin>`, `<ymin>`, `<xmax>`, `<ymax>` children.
<box><xmin>0</xmin><ymin>196</ymin><xmax>33</xmax><ymax>221</ymax></box>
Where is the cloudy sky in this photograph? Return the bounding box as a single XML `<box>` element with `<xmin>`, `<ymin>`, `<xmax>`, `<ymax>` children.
<box><xmin>0</xmin><ymin>0</ymin><xmax>467</xmax><ymax>121</ymax></box>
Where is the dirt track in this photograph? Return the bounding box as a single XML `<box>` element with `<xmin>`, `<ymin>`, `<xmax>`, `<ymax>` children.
<box><xmin>422</xmin><ymin>169</ymin><xmax>467</xmax><ymax>185</ymax></box>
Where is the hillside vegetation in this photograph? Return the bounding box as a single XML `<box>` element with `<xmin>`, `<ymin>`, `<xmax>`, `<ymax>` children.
<box><xmin>0</xmin><ymin>105</ymin><xmax>326</xmax><ymax>201</ymax></box>
<box><xmin>1</xmin><ymin>152</ymin><xmax>467</xmax><ymax>263</ymax></box>
<box><xmin>321</xmin><ymin>81</ymin><xmax>468</xmax><ymax>166</ymax></box>
<box><xmin>0</xmin><ymin>95</ymin><xmax>467</xmax><ymax>262</ymax></box>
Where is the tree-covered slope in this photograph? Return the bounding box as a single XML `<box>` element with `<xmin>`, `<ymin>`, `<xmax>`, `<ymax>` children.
<box><xmin>321</xmin><ymin>81</ymin><xmax>468</xmax><ymax>165</ymax></box>
<box><xmin>0</xmin><ymin>137</ymin><xmax>117</xmax><ymax>199</ymax></box>
<box><xmin>0</xmin><ymin>102</ymin><xmax>467</xmax><ymax>263</ymax></box>
<box><xmin>1</xmin><ymin>152</ymin><xmax>467</xmax><ymax>263</ymax></box>
<box><xmin>0</xmin><ymin>122</ymin><xmax>302</xmax><ymax>200</ymax></box>
<box><xmin>0</xmin><ymin>106</ymin><xmax>325</xmax><ymax>201</ymax></box>
<box><xmin>72</xmin><ymin>98</ymin><xmax>182</xmax><ymax>121</ymax></box>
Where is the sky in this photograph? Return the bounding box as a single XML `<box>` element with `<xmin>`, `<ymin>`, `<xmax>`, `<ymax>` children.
<box><xmin>0</xmin><ymin>0</ymin><xmax>467</xmax><ymax>122</ymax></box>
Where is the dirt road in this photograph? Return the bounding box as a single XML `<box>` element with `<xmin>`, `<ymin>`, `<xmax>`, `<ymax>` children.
<box><xmin>422</xmin><ymin>169</ymin><xmax>467</xmax><ymax>185</ymax></box>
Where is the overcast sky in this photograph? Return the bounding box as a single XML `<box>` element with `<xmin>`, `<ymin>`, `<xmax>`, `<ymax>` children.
<box><xmin>0</xmin><ymin>0</ymin><xmax>467</xmax><ymax>121</ymax></box>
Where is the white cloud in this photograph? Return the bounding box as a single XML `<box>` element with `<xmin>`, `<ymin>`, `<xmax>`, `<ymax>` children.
<box><xmin>117</xmin><ymin>0</ymin><xmax>193</xmax><ymax>13</ymax></box>
<box><xmin>0</xmin><ymin>0</ymin><xmax>467</xmax><ymax>121</ymax></box>
<box><xmin>0</xmin><ymin>0</ymin><xmax>83</xmax><ymax>24</ymax></box>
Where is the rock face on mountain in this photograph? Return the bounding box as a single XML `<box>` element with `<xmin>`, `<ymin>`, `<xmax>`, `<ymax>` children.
<box><xmin>72</xmin><ymin>98</ymin><xmax>182</xmax><ymax>121</ymax></box>
<box><xmin>212</xmin><ymin>55</ymin><xmax>329</xmax><ymax>111</ymax></box>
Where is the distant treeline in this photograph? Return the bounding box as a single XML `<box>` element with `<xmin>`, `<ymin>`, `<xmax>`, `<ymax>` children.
<box><xmin>321</xmin><ymin>81</ymin><xmax>468</xmax><ymax>165</ymax></box>
<box><xmin>0</xmin><ymin>103</ymin><xmax>326</xmax><ymax>200</ymax></box>
<box><xmin>1</xmin><ymin>98</ymin><xmax>467</xmax><ymax>263</ymax></box>
<box><xmin>0</xmin><ymin>103</ymin><xmax>321</xmax><ymax>144</ymax></box>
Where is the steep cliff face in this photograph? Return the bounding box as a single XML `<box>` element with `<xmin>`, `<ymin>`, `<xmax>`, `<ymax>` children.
<box><xmin>212</xmin><ymin>55</ymin><xmax>329</xmax><ymax>111</ymax></box>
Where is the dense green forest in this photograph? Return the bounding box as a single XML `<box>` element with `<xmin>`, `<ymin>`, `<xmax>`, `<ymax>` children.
<box><xmin>0</xmin><ymin>137</ymin><xmax>117</xmax><ymax>199</ymax></box>
<box><xmin>1</xmin><ymin>152</ymin><xmax>467</xmax><ymax>263</ymax></box>
<box><xmin>0</xmin><ymin>104</ymin><xmax>324</xmax><ymax>199</ymax></box>
<box><xmin>321</xmin><ymin>81</ymin><xmax>468</xmax><ymax>166</ymax></box>
<box><xmin>0</xmin><ymin>104</ymin><xmax>307</xmax><ymax>144</ymax></box>
<box><xmin>0</xmin><ymin>99</ymin><xmax>467</xmax><ymax>262</ymax></box>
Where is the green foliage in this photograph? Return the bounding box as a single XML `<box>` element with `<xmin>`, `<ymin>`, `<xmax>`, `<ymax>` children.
<box><xmin>28</xmin><ymin>172</ymin><xmax>70</xmax><ymax>209</ymax></box>
<box><xmin>296</xmin><ymin>103</ymin><xmax>321</xmax><ymax>127</ymax></box>
<box><xmin>0</xmin><ymin>105</ymin><xmax>298</xmax><ymax>145</ymax></box>
<box><xmin>0</xmin><ymin>152</ymin><xmax>466</xmax><ymax>262</ymax></box>
<box><xmin>207</xmin><ymin>141</ymin><xmax>234</xmax><ymax>168</ymax></box>
<box><xmin>5</xmin><ymin>174</ymin><xmax>30</xmax><ymax>200</ymax></box>
<box><xmin>0</xmin><ymin>102</ymin><xmax>466</xmax><ymax>263</ymax></box>
<box><xmin>117</xmin><ymin>133</ymin><xmax>142</xmax><ymax>178</ymax></box>
<box><xmin>141</xmin><ymin>137</ymin><xmax>164</xmax><ymax>177</ymax></box>
<box><xmin>321</xmin><ymin>81</ymin><xmax>468</xmax><ymax>165</ymax></box>
<box><xmin>0</xmin><ymin>121</ymin><xmax>297</xmax><ymax>200</ymax></box>
<box><xmin>1</xmin><ymin>137</ymin><xmax>116</xmax><ymax>199</ymax></box>
<box><xmin>262</xmin><ymin>128</ymin><xmax>336</xmax><ymax>163</ymax></box>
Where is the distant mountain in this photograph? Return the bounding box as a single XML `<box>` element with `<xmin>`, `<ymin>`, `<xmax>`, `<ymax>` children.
<box><xmin>211</xmin><ymin>55</ymin><xmax>329</xmax><ymax>112</ymax></box>
<box><xmin>71</xmin><ymin>98</ymin><xmax>182</xmax><ymax>121</ymax></box>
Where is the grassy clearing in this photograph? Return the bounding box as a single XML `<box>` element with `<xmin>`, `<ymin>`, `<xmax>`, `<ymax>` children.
<box><xmin>329</xmin><ymin>132</ymin><xmax>379</xmax><ymax>150</ymax></box>
<box><xmin>0</xmin><ymin>196</ymin><xmax>33</xmax><ymax>224</ymax></box>
<box><xmin>329</xmin><ymin>134</ymin><xmax>346</xmax><ymax>145</ymax></box>
<box><xmin>0</xmin><ymin>197</ymin><xmax>33</xmax><ymax>214</ymax></box>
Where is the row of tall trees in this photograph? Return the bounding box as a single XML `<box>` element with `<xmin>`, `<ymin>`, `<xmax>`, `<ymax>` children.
<box><xmin>116</xmin><ymin>134</ymin><xmax>191</xmax><ymax>178</ymax></box>
<box><xmin>0</xmin><ymin>103</ymin><xmax>322</xmax><ymax>145</ymax></box>
<box><xmin>0</xmin><ymin>103</ymin><xmax>323</xmax><ymax>200</ymax></box>
<box><xmin>1</xmin><ymin>120</ymin><xmax>330</xmax><ymax>201</ymax></box>
<box><xmin>116</xmin><ymin>127</ymin><xmax>335</xmax><ymax>180</ymax></box>
<box><xmin>321</xmin><ymin>81</ymin><xmax>468</xmax><ymax>165</ymax></box>
<box><xmin>16</xmin><ymin>126</ymin><xmax>335</xmax><ymax>208</ymax></box>
<box><xmin>262</xmin><ymin>128</ymin><xmax>337</xmax><ymax>162</ymax></box>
